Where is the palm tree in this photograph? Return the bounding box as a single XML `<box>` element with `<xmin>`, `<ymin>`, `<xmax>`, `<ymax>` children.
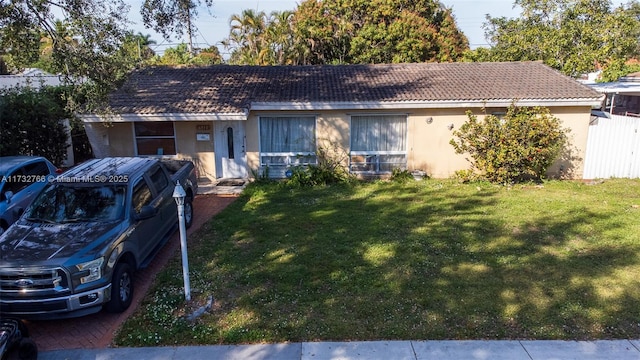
<box><xmin>130</xmin><ymin>32</ymin><xmax>157</xmax><ymax>60</ymax></box>
<box><xmin>226</xmin><ymin>9</ymin><xmax>268</xmax><ymax>65</ymax></box>
<box><xmin>266</xmin><ymin>10</ymin><xmax>296</xmax><ymax>65</ymax></box>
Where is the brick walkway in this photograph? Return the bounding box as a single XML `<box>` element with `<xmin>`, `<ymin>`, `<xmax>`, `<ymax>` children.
<box><xmin>23</xmin><ymin>194</ymin><xmax>238</xmax><ymax>351</ymax></box>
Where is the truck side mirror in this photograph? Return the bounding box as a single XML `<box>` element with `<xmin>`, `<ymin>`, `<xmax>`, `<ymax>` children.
<box><xmin>4</xmin><ymin>191</ymin><xmax>14</xmax><ymax>203</ymax></box>
<box><xmin>135</xmin><ymin>205</ymin><xmax>158</xmax><ymax>221</ymax></box>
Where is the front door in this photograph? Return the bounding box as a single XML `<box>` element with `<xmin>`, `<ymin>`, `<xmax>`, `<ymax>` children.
<box><xmin>214</xmin><ymin>121</ymin><xmax>248</xmax><ymax>178</ymax></box>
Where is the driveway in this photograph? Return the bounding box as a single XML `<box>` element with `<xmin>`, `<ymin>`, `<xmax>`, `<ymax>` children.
<box><xmin>23</xmin><ymin>194</ymin><xmax>238</xmax><ymax>351</ymax></box>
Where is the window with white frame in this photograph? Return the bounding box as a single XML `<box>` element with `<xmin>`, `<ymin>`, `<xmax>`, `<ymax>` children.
<box><xmin>134</xmin><ymin>122</ymin><xmax>176</xmax><ymax>156</ymax></box>
<box><xmin>259</xmin><ymin>116</ymin><xmax>317</xmax><ymax>172</ymax></box>
<box><xmin>350</xmin><ymin>115</ymin><xmax>407</xmax><ymax>173</ymax></box>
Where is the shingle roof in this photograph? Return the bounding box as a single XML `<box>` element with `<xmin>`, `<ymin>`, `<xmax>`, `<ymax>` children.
<box><xmin>107</xmin><ymin>62</ymin><xmax>602</xmax><ymax>115</ymax></box>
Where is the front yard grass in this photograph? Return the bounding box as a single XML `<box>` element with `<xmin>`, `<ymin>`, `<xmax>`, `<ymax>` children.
<box><xmin>114</xmin><ymin>179</ymin><xmax>640</xmax><ymax>346</ymax></box>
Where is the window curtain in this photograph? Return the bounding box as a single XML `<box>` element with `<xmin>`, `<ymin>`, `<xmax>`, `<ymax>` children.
<box><xmin>351</xmin><ymin>115</ymin><xmax>407</xmax><ymax>152</ymax></box>
<box><xmin>260</xmin><ymin>117</ymin><xmax>316</xmax><ymax>152</ymax></box>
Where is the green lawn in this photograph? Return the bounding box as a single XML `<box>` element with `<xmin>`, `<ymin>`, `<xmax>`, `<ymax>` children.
<box><xmin>115</xmin><ymin>179</ymin><xmax>640</xmax><ymax>346</ymax></box>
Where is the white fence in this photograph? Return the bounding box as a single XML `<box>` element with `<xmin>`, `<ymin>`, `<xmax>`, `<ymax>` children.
<box><xmin>583</xmin><ymin>114</ymin><xmax>640</xmax><ymax>179</ymax></box>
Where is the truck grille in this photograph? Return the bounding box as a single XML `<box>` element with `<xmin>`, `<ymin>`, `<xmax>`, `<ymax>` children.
<box><xmin>0</xmin><ymin>268</ymin><xmax>70</xmax><ymax>294</ymax></box>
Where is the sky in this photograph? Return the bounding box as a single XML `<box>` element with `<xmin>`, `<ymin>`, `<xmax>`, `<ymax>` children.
<box><xmin>123</xmin><ymin>0</ymin><xmax>626</xmax><ymax>56</ymax></box>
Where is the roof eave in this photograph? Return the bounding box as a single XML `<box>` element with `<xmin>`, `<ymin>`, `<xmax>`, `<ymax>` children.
<box><xmin>250</xmin><ymin>99</ymin><xmax>603</xmax><ymax>111</ymax></box>
<box><xmin>79</xmin><ymin>112</ymin><xmax>249</xmax><ymax>122</ymax></box>
<box><xmin>79</xmin><ymin>98</ymin><xmax>604</xmax><ymax>122</ymax></box>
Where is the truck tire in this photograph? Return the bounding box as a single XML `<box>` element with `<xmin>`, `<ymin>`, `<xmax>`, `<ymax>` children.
<box><xmin>105</xmin><ymin>262</ymin><xmax>133</xmax><ymax>313</ymax></box>
<box><xmin>184</xmin><ymin>197</ymin><xmax>194</xmax><ymax>229</ymax></box>
<box><xmin>18</xmin><ymin>337</ymin><xmax>37</xmax><ymax>360</ymax></box>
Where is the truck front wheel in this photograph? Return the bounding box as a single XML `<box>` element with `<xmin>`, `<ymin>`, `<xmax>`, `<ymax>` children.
<box><xmin>105</xmin><ymin>262</ymin><xmax>133</xmax><ymax>313</ymax></box>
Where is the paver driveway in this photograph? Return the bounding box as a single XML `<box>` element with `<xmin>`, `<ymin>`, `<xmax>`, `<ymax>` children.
<box><xmin>23</xmin><ymin>194</ymin><xmax>238</xmax><ymax>351</ymax></box>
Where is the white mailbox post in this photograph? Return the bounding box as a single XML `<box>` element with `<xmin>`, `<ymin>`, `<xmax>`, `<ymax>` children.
<box><xmin>173</xmin><ymin>181</ymin><xmax>191</xmax><ymax>301</ymax></box>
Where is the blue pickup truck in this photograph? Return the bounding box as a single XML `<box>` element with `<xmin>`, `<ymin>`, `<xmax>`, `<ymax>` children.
<box><xmin>0</xmin><ymin>157</ymin><xmax>198</xmax><ymax>319</ymax></box>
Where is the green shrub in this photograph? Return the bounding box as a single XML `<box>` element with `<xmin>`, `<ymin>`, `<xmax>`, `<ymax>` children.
<box><xmin>453</xmin><ymin>169</ymin><xmax>479</xmax><ymax>183</ymax></box>
<box><xmin>284</xmin><ymin>141</ymin><xmax>355</xmax><ymax>187</ymax></box>
<box><xmin>450</xmin><ymin>105</ymin><xmax>568</xmax><ymax>184</ymax></box>
<box><xmin>0</xmin><ymin>86</ymin><xmax>71</xmax><ymax>165</ymax></box>
<box><xmin>286</xmin><ymin>166</ymin><xmax>314</xmax><ymax>187</ymax></box>
<box><xmin>390</xmin><ymin>168</ymin><xmax>413</xmax><ymax>183</ymax></box>
<box><xmin>284</xmin><ymin>164</ymin><xmax>353</xmax><ymax>187</ymax></box>
<box><xmin>251</xmin><ymin>167</ymin><xmax>272</xmax><ymax>184</ymax></box>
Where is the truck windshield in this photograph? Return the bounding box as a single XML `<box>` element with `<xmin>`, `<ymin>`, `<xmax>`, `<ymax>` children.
<box><xmin>24</xmin><ymin>184</ymin><xmax>126</xmax><ymax>223</ymax></box>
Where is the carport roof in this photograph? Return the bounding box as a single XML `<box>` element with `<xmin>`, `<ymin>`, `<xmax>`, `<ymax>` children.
<box><xmin>104</xmin><ymin>61</ymin><xmax>602</xmax><ymax>117</ymax></box>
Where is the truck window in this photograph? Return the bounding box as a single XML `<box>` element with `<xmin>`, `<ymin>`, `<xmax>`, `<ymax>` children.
<box><xmin>4</xmin><ymin>161</ymin><xmax>50</xmax><ymax>195</ymax></box>
<box><xmin>148</xmin><ymin>166</ymin><xmax>169</xmax><ymax>192</ymax></box>
<box><xmin>132</xmin><ymin>180</ymin><xmax>153</xmax><ymax>213</ymax></box>
<box><xmin>25</xmin><ymin>184</ymin><xmax>126</xmax><ymax>222</ymax></box>
<box><xmin>23</xmin><ymin>161</ymin><xmax>50</xmax><ymax>177</ymax></box>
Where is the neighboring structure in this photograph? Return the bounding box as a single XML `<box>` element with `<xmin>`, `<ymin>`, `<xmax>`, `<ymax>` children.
<box><xmin>81</xmin><ymin>62</ymin><xmax>602</xmax><ymax>183</ymax></box>
<box><xmin>0</xmin><ymin>68</ymin><xmax>65</xmax><ymax>89</ymax></box>
<box><xmin>582</xmin><ymin>73</ymin><xmax>640</xmax><ymax>179</ymax></box>
<box><xmin>587</xmin><ymin>72</ymin><xmax>640</xmax><ymax>117</ymax></box>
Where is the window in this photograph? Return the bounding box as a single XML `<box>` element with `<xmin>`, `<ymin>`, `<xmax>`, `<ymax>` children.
<box><xmin>25</xmin><ymin>184</ymin><xmax>126</xmax><ymax>222</ymax></box>
<box><xmin>132</xmin><ymin>180</ymin><xmax>153</xmax><ymax>214</ymax></box>
<box><xmin>3</xmin><ymin>161</ymin><xmax>51</xmax><ymax>195</ymax></box>
<box><xmin>148</xmin><ymin>166</ymin><xmax>169</xmax><ymax>193</ymax></box>
<box><xmin>350</xmin><ymin>115</ymin><xmax>407</xmax><ymax>173</ymax></box>
<box><xmin>259</xmin><ymin>116</ymin><xmax>317</xmax><ymax>171</ymax></box>
<box><xmin>24</xmin><ymin>161</ymin><xmax>51</xmax><ymax>177</ymax></box>
<box><xmin>134</xmin><ymin>122</ymin><xmax>176</xmax><ymax>155</ymax></box>
<box><xmin>227</xmin><ymin>127</ymin><xmax>235</xmax><ymax>160</ymax></box>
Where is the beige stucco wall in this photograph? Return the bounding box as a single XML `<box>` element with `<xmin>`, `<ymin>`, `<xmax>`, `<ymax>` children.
<box><xmin>98</xmin><ymin>121</ymin><xmax>218</xmax><ymax>183</ymax></box>
<box><xmin>245</xmin><ymin>115</ymin><xmax>260</xmax><ymax>171</ymax></box>
<box><xmin>544</xmin><ymin>106</ymin><xmax>592</xmax><ymax>179</ymax></box>
<box><xmin>174</xmin><ymin>122</ymin><xmax>216</xmax><ymax>182</ymax></box>
<box><xmin>246</xmin><ymin>106</ymin><xmax>591</xmax><ymax>179</ymax></box>
<box><xmin>404</xmin><ymin>106</ymin><xmax>591</xmax><ymax>179</ymax></box>
<box><xmin>407</xmin><ymin>108</ymin><xmax>471</xmax><ymax>178</ymax></box>
<box><xmin>93</xmin><ymin>104</ymin><xmax>592</xmax><ymax>182</ymax></box>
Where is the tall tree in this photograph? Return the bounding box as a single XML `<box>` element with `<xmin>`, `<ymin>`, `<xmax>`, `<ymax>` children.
<box><xmin>125</xmin><ymin>32</ymin><xmax>157</xmax><ymax>62</ymax></box>
<box><xmin>0</xmin><ymin>0</ymin><xmax>133</xmax><ymax>110</ymax></box>
<box><xmin>0</xmin><ymin>0</ymin><xmax>130</xmax><ymax>79</ymax></box>
<box><xmin>475</xmin><ymin>0</ymin><xmax>640</xmax><ymax>77</ymax></box>
<box><xmin>224</xmin><ymin>9</ymin><xmax>269</xmax><ymax>65</ymax></box>
<box><xmin>141</xmin><ymin>0</ymin><xmax>213</xmax><ymax>55</ymax></box>
<box><xmin>265</xmin><ymin>11</ymin><xmax>300</xmax><ymax>65</ymax></box>
<box><xmin>196</xmin><ymin>45</ymin><xmax>224</xmax><ymax>65</ymax></box>
<box><xmin>149</xmin><ymin>43</ymin><xmax>222</xmax><ymax>65</ymax></box>
<box><xmin>223</xmin><ymin>10</ymin><xmax>304</xmax><ymax>65</ymax></box>
<box><xmin>292</xmin><ymin>0</ymin><xmax>469</xmax><ymax>64</ymax></box>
